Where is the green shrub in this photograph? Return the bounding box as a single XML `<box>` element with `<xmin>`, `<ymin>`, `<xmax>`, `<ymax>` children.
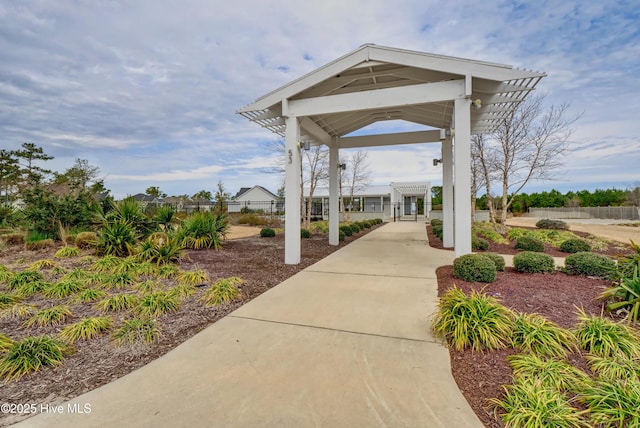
<box><xmin>473</xmin><ymin>222</ymin><xmax>510</xmax><ymax>244</ymax></box>
<box><xmin>75</xmin><ymin>231</ymin><xmax>98</xmax><ymax>249</ymax></box>
<box><xmin>472</xmin><ymin>236</ymin><xmax>489</xmax><ymax>251</ymax></box>
<box><xmin>536</xmin><ymin>218</ymin><xmax>568</xmax><ymax>230</ymax></box>
<box><xmin>453</xmin><ymin>253</ymin><xmax>497</xmax><ymax>283</ymax></box>
<box><xmin>0</xmin><ymin>335</ymin><xmax>70</xmax><ymax>381</ymax></box>
<box><xmin>515</xmin><ymin>236</ymin><xmax>545</xmax><ymax>252</ymax></box>
<box><xmin>560</xmin><ymin>238</ymin><xmax>592</xmax><ymax>253</ymax></box>
<box><xmin>175</xmin><ymin>211</ymin><xmax>229</xmax><ymax>250</ymax></box>
<box><xmin>432</xmin><ymin>224</ymin><xmax>443</xmax><ymax>240</ymax></box>
<box><xmin>24</xmin><ymin>238</ymin><xmax>55</xmax><ymax>251</ymax></box>
<box><xmin>432</xmin><ymin>287</ymin><xmax>514</xmax><ymax>351</ymax></box>
<box><xmin>513</xmin><ymin>252</ymin><xmax>555</xmax><ymax>273</ymax></box>
<box><xmin>362</xmin><ymin>220</ymin><xmax>372</xmax><ymax>229</ymax></box>
<box><xmin>339</xmin><ymin>225</ymin><xmax>353</xmax><ymax>237</ymax></box>
<box><xmin>483</xmin><ymin>253</ymin><xmax>506</xmax><ymax>271</ymax></box>
<box><xmin>260</xmin><ymin>227</ymin><xmax>276</xmax><ymax>238</ymax></box>
<box><xmin>350</xmin><ymin>223</ymin><xmax>361</xmax><ymax>233</ymax></box>
<box><xmin>430</xmin><ymin>219</ymin><xmax>443</xmax><ymax>227</ymax></box>
<box><xmin>300</xmin><ymin>228</ymin><xmax>311</xmax><ymax>238</ymax></box>
<box><xmin>339</xmin><ymin>230</ymin><xmax>345</xmax><ymax>241</ymax></box>
<box><xmin>565</xmin><ymin>252</ymin><xmax>616</xmax><ymax>278</ymax></box>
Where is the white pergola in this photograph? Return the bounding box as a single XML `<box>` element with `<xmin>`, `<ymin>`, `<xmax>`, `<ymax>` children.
<box><xmin>238</xmin><ymin>44</ymin><xmax>545</xmax><ymax>264</ymax></box>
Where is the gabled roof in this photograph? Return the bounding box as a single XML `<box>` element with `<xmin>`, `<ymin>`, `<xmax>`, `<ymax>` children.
<box><xmin>238</xmin><ymin>44</ymin><xmax>545</xmax><ymax>140</ymax></box>
<box><xmin>233</xmin><ymin>185</ymin><xmax>279</xmax><ymax>200</ymax></box>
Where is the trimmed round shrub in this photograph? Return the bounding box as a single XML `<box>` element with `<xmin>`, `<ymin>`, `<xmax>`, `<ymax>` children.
<box><xmin>513</xmin><ymin>251</ymin><xmax>555</xmax><ymax>273</ymax></box>
<box><xmin>483</xmin><ymin>253</ymin><xmax>506</xmax><ymax>272</ymax></box>
<box><xmin>300</xmin><ymin>228</ymin><xmax>311</xmax><ymax>239</ymax></box>
<box><xmin>564</xmin><ymin>252</ymin><xmax>616</xmax><ymax>278</ymax></box>
<box><xmin>515</xmin><ymin>236</ymin><xmax>545</xmax><ymax>252</ymax></box>
<box><xmin>350</xmin><ymin>223</ymin><xmax>361</xmax><ymax>233</ymax></box>
<box><xmin>432</xmin><ymin>224</ymin><xmax>443</xmax><ymax>240</ymax></box>
<box><xmin>536</xmin><ymin>218</ymin><xmax>568</xmax><ymax>230</ymax></box>
<box><xmin>430</xmin><ymin>219</ymin><xmax>443</xmax><ymax>227</ymax></box>
<box><xmin>259</xmin><ymin>228</ymin><xmax>275</xmax><ymax>238</ymax></box>
<box><xmin>362</xmin><ymin>220</ymin><xmax>372</xmax><ymax>229</ymax></box>
<box><xmin>339</xmin><ymin>225</ymin><xmax>353</xmax><ymax>237</ymax></box>
<box><xmin>472</xmin><ymin>236</ymin><xmax>489</xmax><ymax>251</ymax></box>
<box><xmin>559</xmin><ymin>238</ymin><xmax>591</xmax><ymax>253</ymax></box>
<box><xmin>453</xmin><ymin>254</ymin><xmax>497</xmax><ymax>283</ymax></box>
<box><xmin>338</xmin><ymin>230</ymin><xmax>345</xmax><ymax>241</ymax></box>
<box><xmin>75</xmin><ymin>231</ymin><xmax>98</xmax><ymax>249</ymax></box>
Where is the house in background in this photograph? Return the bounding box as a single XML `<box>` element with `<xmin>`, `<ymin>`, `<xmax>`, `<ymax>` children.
<box><xmin>228</xmin><ymin>185</ymin><xmax>281</xmax><ymax>213</ymax></box>
<box><xmin>305</xmin><ymin>181</ymin><xmax>432</xmax><ymax>221</ymax></box>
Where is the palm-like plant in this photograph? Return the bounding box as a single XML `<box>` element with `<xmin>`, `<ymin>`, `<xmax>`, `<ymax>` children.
<box><xmin>103</xmin><ymin>196</ymin><xmax>153</xmax><ymax>237</ymax></box>
<box><xmin>600</xmin><ymin>262</ymin><xmax>640</xmax><ymax>324</ymax></box>
<box><xmin>153</xmin><ymin>205</ymin><xmax>178</xmax><ymax>231</ymax></box>
<box><xmin>174</xmin><ymin>211</ymin><xmax>229</xmax><ymax>250</ymax></box>
<box><xmin>137</xmin><ymin>232</ymin><xmax>183</xmax><ymax>265</ymax></box>
<box><xmin>96</xmin><ymin>220</ymin><xmax>137</xmax><ymax>257</ymax></box>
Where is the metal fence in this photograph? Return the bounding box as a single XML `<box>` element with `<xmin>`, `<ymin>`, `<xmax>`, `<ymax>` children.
<box><xmin>528</xmin><ymin>206</ymin><xmax>640</xmax><ymax>220</ymax></box>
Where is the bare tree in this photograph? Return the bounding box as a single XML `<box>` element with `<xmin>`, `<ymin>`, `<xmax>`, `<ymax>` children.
<box><xmin>627</xmin><ymin>182</ymin><xmax>640</xmax><ymax>206</ymax></box>
<box><xmin>479</xmin><ymin>94</ymin><xmax>581</xmax><ymax>232</ymax></box>
<box><xmin>340</xmin><ymin>150</ymin><xmax>371</xmax><ymax>220</ymax></box>
<box><xmin>470</xmin><ymin>135</ymin><xmax>487</xmax><ymax>223</ymax></box>
<box><xmin>302</xmin><ymin>145</ymin><xmax>329</xmax><ymax>227</ymax></box>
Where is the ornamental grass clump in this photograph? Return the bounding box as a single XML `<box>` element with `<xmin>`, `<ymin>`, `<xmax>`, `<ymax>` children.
<box><xmin>54</xmin><ymin>246</ymin><xmax>80</xmax><ymax>258</ymax></box>
<box><xmin>512</xmin><ymin>312</ymin><xmax>577</xmax><ymax>358</ymax></box>
<box><xmin>572</xmin><ymin>309</ymin><xmax>640</xmax><ymax>359</ymax></box>
<box><xmin>513</xmin><ymin>251</ymin><xmax>555</xmax><ymax>273</ymax></box>
<box><xmin>112</xmin><ymin>317</ymin><xmax>161</xmax><ymax>347</ymax></box>
<box><xmin>453</xmin><ymin>253</ymin><xmax>497</xmax><ymax>283</ymax></box>
<box><xmin>71</xmin><ymin>288</ymin><xmax>107</xmax><ymax>303</ymax></box>
<box><xmin>42</xmin><ymin>280</ymin><xmax>85</xmax><ymax>299</ymax></box>
<box><xmin>28</xmin><ymin>259</ymin><xmax>58</xmax><ymax>271</ymax></box>
<box><xmin>507</xmin><ymin>353</ymin><xmax>590</xmax><ymax>393</ymax></box>
<box><xmin>59</xmin><ymin>317</ymin><xmax>113</xmax><ymax>343</ymax></box>
<box><xmin>177</xmin><ymin>269</ymin><xmax>209</xmax><ymax>286</ymax></box>
<box><xmin>585</xmin><ymin>354</ymin><xmax>640</xmax><ymax>382</ymax></box>
<box><xmin>564</xmin><ymin>252</ymin><xmax>616</xmax><ymax>278</ymax></box>
<box><xmin>0</xmin><ymin>335</ymin><xmax>70</xmax><ymax>382</ymax></box>
<box><xmin>8</xmin><ymin>270</ymin><xmax>44</xmax><ymax>291</ymax></box>
<box><xmin>0</xmin><ymin>304</ymin><xmax>36</xmax><ymax>321</ymax></box>
<box><xmin>24</xmin><ymin>305</ymin><xmax>73</xmax><ymax>327</ymax></box>
<box><xmin>0</xmin><ymin>333</ymin><xmax>14</xmax><ymax>352</ymax></box>
<box><xmin>95</xmin><ymin>294</ymin><xmax>140</xmax><ymax>313</ymax></box>
<box><xmin>432</xmin><ymin>287</ymin><xmax>514</xmax><ymax>352</ymax></box>
<box><xmin>137</xmin><ymin>292</ymin><xmax>180</xmax><ymax>317</ymax></box>
<box><xmin>490</xmin><ymin>379</ymin><xmax>590</xmax><ymax>428</ymax></box>
<box><xmin>200</xmin><ymin>277</ymin><xmax>243</xmax><ymax>306</ymax></box>
<box><xmin>577</xmin><ymin>378</ymin><xmax>640</xmax><ymax>427</ymax></box>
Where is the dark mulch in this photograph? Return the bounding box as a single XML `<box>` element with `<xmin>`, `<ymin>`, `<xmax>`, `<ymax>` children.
<box><xmin>0</xmin><ymin>227</ymin><xmax>378</xmax><ymax>426</ymax></box>
<box><xmin>430</xmin><ymin>223</ymin><xmax>629</xmax><ymax>428</ymax></box>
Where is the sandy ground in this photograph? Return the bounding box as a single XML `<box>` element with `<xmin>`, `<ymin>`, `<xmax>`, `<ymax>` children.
<box><xmin>226</xmin><ymin>225</ymin><xmax>261</xmax><ymax>240</ymax></box>
<box><xmin>506</xmin><ymin>217</ymin><xmax>640</xmax><ymax>245</ymax></box>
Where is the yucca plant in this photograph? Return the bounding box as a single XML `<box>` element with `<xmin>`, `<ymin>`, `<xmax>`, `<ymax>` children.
<box><xmin>578</xmin><ymin>378</ymin><xmax>640</xmax><ymax>427</ymax></box>
<box><xmin>0</xmin><ymin>335</ymin><xmax>70</xmax><ymax>381</ymax></box>
<box><xmin>24</xmin><ymin>305</ymin><xmax>73</xmax><ymax>327</ymax></box>
<box><xmin>28</xmin><ymin>259</ymin><xmax>58</xmax><ymax>271</ymax></box>
<box><xmin>600</xmin><ymin>263</ymin><xmax>640</xmax><ymax>324</ymax></box>
<box><xmin>137</xmin><ymin>291</ymin><xmax>180</xmax><ymax>317</ymax></box>
<box><xmin>153</xmin><ymin>205</ymin><xmax>178</xmax><ymax>231</ymax></box>
<box><xmin>95</xmin><ymin>294</ymin><xmax>140</xmax><ymax>312</ymax></box>
<box><xmin>0</xmin><ymin>333</ymin><xmax>14</xmax><ymax>353</ymax></box>
<box><xmin>103</xmin><ymin>196</ymin><xmax>153</xmax><ymax>237</ymax></box>
<box><xmin>512</xmin><ymin>312</ymin><xmax>577</xmax><ymax>357</ymax></box>
<box><xmin>0</xmin><ymin>303</ymin><xmax>37</xmax><ymax>321</ymax></box>
<box><xmin>200</xmin><ymin>277</ymin><xmax>243</xmax><ymax>306</ymax></box>
<box><xmin>7</xmin><ymin>270</ymin><xmax>44</xmax><ymax>290</ymax></box>
<box><xmin>177</xmin><ymin>269</ymin><xmax>210</xmax><ymax>286</ymax></box>
<box><xmin>42</xmin><ymin>280</ymin><xmax>85</xmax><ymax>299</ymax></box>
<box><xmin>59</xmin><ymin>317</ymin><xmax>113</xmax><ymax>343</ymax></box>
<box><xmin>54</xmin><ymin>246</ymin><xmax>80</xmax><ymax>258</ymax></box>
<box><xmin>572</xmin><ymin>308</ymin><xmax>640</xmax><ymax>359</ymax></box>
<box><xmin>96</xmin><ymin>220</ymin><xmax>137</xmax><ymax>257</ymax></box>
<box><xmin>431</xmin><ymin>287</ymin><xmax>515</xmax><ymax>352</ymax></box>
<box><xmin>174</xmin><ymin>211</ymin><xmax>229</xmax><ymax>250</ymax></box>
<box><xmin>491</xmin><ymin>379</ymin><xmax>590</xmax><ymax>428</ymax></box>
<box><xmin>507</xmin><ymin>353</ymin><xmax>591</xmax><ymax>393</ymax></box>
<box><xmin>112</xmin><ymin>317</ymin><xmax>161</xmax><ymax>347</ymax></box>
<box><xmin>71</xmin><ymin>288</ymin><xmax>107</xmax><ymax>303</ymax></box>
<box><xmin>585</xmin><ymin>354</ymin><xmax>640</xmax><ymax>381</ymax></box>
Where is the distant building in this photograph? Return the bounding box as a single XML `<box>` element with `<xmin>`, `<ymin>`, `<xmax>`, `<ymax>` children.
<box><xmin>228</xmin><ymin>185</ymin><xmax>281</xmax><ymax>213</ymax></box>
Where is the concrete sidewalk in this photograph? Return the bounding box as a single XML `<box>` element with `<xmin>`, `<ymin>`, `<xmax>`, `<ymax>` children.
<box><xmin>16</xmin><ymin>222</ymin><xmax>483</xmax><ymax>428</ymax></box>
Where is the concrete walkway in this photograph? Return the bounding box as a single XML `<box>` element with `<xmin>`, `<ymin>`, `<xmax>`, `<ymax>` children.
<box><xmin>16</xmin><ymin>222</ymin><xmax>483</xmax><ymax>428</ymax></box>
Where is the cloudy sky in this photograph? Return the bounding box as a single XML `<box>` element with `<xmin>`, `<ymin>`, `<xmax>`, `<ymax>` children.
<box><xmin>1</xmin><ymin>0</ymin><xmax>638</xmax><ymax>199</ymax></box>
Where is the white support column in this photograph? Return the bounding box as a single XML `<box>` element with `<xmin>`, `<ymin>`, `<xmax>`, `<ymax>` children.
<box><xmin>442</xmin><ymin>137</ymin><xmax>454</xmax><ymax>247</ymax></box>
<box><xmin>328</xmin><ymin>139</ymin><xmax>339</xmax><ymax>246</ymax></box>
<box><xmin>454</xmin><ymin>97</ymin><xmax>472</xmax><ymax>257</ymax></box>
<box><xmin>426</xmin><ymin>184</ymin><xmax>432</xmax><ymax>219</ymax></box>
<box><xmin>284</xmin><ymin>115</ymin><xmax>301</xmax><ymax>264</ymax></box>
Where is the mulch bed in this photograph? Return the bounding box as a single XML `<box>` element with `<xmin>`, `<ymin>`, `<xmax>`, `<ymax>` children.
<box><xmin>0</xmin><ymin>226</ymin><xmax>379</xmax><ymax>426</ymax></box>
<box><xmin>427</xmin><ymin>224</ymin><xmax>630</xmax><ymax>427</ymax></box>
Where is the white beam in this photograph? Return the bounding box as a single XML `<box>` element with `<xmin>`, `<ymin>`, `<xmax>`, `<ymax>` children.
<box><xmin>284</xmin><ymin>116</ymin><xmax>301</xmax><ymax>264</ymax></box>
<box><xmin>300</xmin><ymin>117</ymin><xmax>332</xmax><ymax>146</ymax></box>
<box><xmin>328</xmin><ymin>139</ymin><xmax>339</xmax><ymax>245</ymax></box>
<box><xmin>338</xmin><ymin>130</ymin><xmax>441</xmax><ymax>149</ymax></box>
<box><xmin>287</xmin><ymin>80</ymin><xmax>465</xmax><ymax>117</ymax></box>
<box><xmin>454</xmin><ymin>97</ymin><xmax>472</xmax><ymax>257</ymax></box>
